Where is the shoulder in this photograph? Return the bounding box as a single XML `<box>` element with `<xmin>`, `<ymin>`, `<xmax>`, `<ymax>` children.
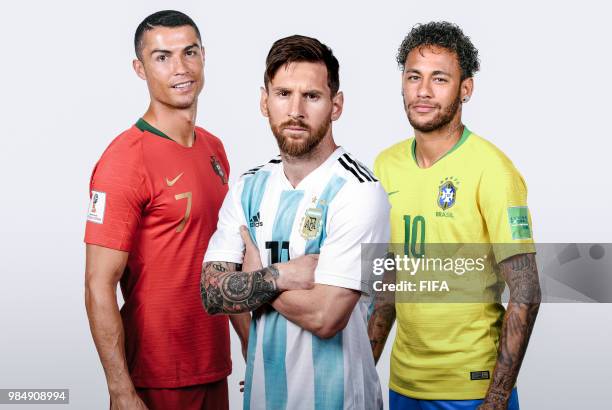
<box><xmin>374</xmin><ymin>138</ymin><xmax>412</xmax><ymax>168</ymax></box>
<box><xmin>195</xmin><ymin>126</ymin><xmax>224</xmax><ymax>150</ymax></box>
<box><xmin>467</xmin><ymin>133</ymin><xmax>520</xmax><ymax>173</ymax></box>
<box><xmin>95</xmin><ymin>126</ymin><xmax>145</xmax><ymax>170</ymax></box>
<box><xmin>332</xmin><ymin>151</ymin><xmax>389</xmax><ymax>212</ymax></box>
<box><xmin>240</xmin><ymin>155</ymin><xmax>282</xmax><ymax>178</ymax></box>
<box><xmin>334</xmin><ymin>150</ymin><xmax>378</xmax><ymax>185</ymax></box>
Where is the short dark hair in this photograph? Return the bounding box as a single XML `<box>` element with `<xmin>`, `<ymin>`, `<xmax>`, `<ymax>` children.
<box><xmin>134</xmin><ymin>10</ymin><xmax>202</xmax><ymax>60</ymax></box>
<box><xmin>264</xmin><ymin>35</ymin><xmax>340</xmax><ymax>96</ymax></box>
<box><xmin>397</xmin><ymin>21</ymin><xmax>480</xmax><ymax>80</ymax></box>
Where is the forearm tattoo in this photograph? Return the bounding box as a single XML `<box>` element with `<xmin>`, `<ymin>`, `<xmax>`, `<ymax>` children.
<box><xmin>368</xmin><ymin>300</ymin><xmax>396</xmax><ymax>364</ymax></box>
<box><xmin>201</xmin><ymin>262</ymin><xmax>281</xmax><ymax>314</ymax></box>
<box><xmin>483</xmin><ymin>253</ymin><xmax>541</xmax><ymax>408</ymax></box>
<box><xmin>368</xmin><ymin>252</ymin><xmax>397</xmax><ymax>364</ymax></box>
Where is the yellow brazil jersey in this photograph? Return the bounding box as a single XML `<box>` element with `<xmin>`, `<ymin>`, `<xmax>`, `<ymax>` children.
<box><xmin>374</xmin><ymin>127</ymin><xmax>535</xmax><ymax>400</ymax></box>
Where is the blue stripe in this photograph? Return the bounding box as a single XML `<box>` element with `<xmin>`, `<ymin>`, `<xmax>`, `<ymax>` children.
<box><xmin>263</xmin><ymin>190</ymin><xmax>304</xmax><ymax>410</ymax></box>
<box><xmin>243</xmin><ymin>318</ymin><xmax>258</xmax><ymax>410</ymax></box>
<box><xmin>241</xmin><ymin>171</ymin><xmax>271</xmax><ymax>245</ymax></box>
<box><xmin>303</xmin><ymin>175</ymin><xmax>347</xmax><ymax>410</ymax></box>
<box><xmin>313</xmin><ymin>333</ymin><xmax>344</xmax><ymax>410</ymax></box>
<box><xmin>305</xmin><ymin>175</ymin><xmax>346</xmax><ymax>254</ymax></box>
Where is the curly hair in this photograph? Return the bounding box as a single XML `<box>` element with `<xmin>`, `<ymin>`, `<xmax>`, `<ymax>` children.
<box><xmin>397</xmin><ymin>21</ymin><xmax>480</xmax><ymax>80</ymax></box>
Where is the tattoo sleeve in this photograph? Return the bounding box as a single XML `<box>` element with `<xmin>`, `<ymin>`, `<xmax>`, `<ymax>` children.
<box><xmin>483</xmin><ymin>253</ymin><xmax>541</xmax><ymax>408</ymax></box>
<box><xmin>367</xmin><ymin>253</ymin><xmax>397</xmax><ymax>364</ymax></box>
<box><xmin>200</xmin><ymin>261</ymin><xmax>281</xmax><ymax>314</ymax></box>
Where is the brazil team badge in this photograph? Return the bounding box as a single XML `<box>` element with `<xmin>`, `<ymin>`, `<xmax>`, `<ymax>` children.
<box><xmin>300</xmin><ymin>207</ymin><xmax>323</xmax><ymax>240</ymax></box>
<box><xmin>210</xmin><ymin>156</ymin><xmax>228</xmax><ymax>185</ymax></box>
<box><xmin>438</xmin><ymin>177</ymin><xmax>458</xmax><ymax>210</ymax></box>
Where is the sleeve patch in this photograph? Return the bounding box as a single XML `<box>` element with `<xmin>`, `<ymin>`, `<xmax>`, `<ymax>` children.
<box><xmin>507</xmin><ymin>206</ymin><xmax>531</xmax><ymax>240</ymax></box>
<box><xmin>87</xmin><ymin>190</ymin><xmax>106</xmax><ymax>224</ymax></box>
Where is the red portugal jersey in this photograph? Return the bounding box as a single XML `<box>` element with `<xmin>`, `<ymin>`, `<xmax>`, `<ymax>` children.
<box><xmin>85</xmin><ymin>119</ymin><xmax>231</xmax><ymax>388</ymax></box>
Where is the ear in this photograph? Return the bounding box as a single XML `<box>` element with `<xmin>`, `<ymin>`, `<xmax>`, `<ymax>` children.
<box><xmin>331</xmin><ymin>91</ymin><xmax>344</xmax><ymax>121</ymax></box>
<box><xmin>201</xmin><ymin>46</ymin><xmax>206</xmax><ymax>65</ymax></box>
<box><xmin>260</xmin><ymin>86</ymin><xmax>269</xmax><ymax>118</ymax></box>
<box><xmin>133</xmin><ymin>58</ymin><xmax>146</xmax><ymax>81</ymax></box>
<box><xmin>460</xmin><ymin>77</ymin><xmax>474</xmax><ymax>102</ymax></box>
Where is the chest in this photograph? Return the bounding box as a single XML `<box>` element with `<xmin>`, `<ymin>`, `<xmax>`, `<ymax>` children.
<box><xmin>144</xmin><ymin>149</ymin><xmax>229</xmax><ymax>233</ymax></box>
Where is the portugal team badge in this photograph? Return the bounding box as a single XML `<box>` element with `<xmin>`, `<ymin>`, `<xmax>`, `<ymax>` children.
<box><xmin>438</xmin><ymin>179</ymin><xmax>458</xmax><ymax>210</ymax></box>
<box><xmin>300</xmin><ymin>207</ymin><xmax>323</xmax><ymax>240</ymax></box>
<box><xmin>210</xmin><ymin>156</ymin><xmax>228</xmax><ymax>185</ymax></box>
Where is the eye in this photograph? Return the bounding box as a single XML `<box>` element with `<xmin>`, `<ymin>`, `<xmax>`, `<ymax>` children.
<box><xmin>156</xmin><ymin>54</ymin><xmax>167</xmax><ymax>62</ymax></box>
<box><xmin>186</xmin><ymin>49</ymin><xmax>198</xmax><ymax>57</ymax></box>
<box><xmin>433</xmin><ymin>77</ymin><xmax>448</xmax><ymax>83</ymax></box>
<box><xmin>306</xmin><ymin>93</ymin><xmax>319</xmax><ymax>101</ymax></box>
<box><xmin>276</xmin><ymin>90</ymin><xmax>290</xmax><ymax>97</ymax></box>
<box><xmin>407</xmin><ymin>75</ymin><xmax>420</xmax><ymax>81</ymax></box>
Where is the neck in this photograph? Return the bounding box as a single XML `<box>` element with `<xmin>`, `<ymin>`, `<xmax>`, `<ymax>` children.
<box><xmin>142</xmin><ymin>100</ymin><xmax>198</xmax><ymax>147</ymax></box>
<box><xmin>414</xmin><ymin>114</ymin><xmax>463</xmax><ymax>168</ymax></box>
<box><xmin>281</xmin><ymin>133</ymin><xmax>338</xmax><ymax>188</ymax></box>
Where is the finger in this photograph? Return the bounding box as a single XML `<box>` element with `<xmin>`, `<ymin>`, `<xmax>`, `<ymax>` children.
<box><xmin>240</xmin><ymin>226</ymin><xmax>255</xmax><ymax>247</ymax></box>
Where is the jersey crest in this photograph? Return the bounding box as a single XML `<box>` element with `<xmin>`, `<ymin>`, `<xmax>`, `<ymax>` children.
<box><xmin>437</xmin><ymin>178</ymin><xmax>458</xmax><ymax>210</ymax></box>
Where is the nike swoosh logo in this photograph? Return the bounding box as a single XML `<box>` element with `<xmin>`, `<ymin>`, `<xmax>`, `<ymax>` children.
<box><xmin>166</xmin><ymin>172</ymin><xmax>184</xmax><ymax>187</ymax></box>
<box><xmin>388</xmin><ymin>190</ymin><xmax>400</xmax><ymax>196</ymax></box>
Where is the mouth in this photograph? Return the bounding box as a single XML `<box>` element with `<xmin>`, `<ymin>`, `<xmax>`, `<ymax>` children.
<box><xmin>412</xmin><ymin>104</ymin><xmax>437</xmax><ymax>113</ymax></box>
<box><xmin>171</xmin><ymin>80</ymin><xmax>195</xmax><ymax>90</ymax></box>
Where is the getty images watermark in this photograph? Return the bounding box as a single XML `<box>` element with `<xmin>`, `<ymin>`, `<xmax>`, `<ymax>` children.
<box><xmin>361</xmin><ymin>243</ymin><xmax>612</xmax><ymax>303</ymax></box>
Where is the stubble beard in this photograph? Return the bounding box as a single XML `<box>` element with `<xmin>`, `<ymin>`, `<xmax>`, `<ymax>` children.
<box><xmin>405</xmin><ymin>92</ymin><xmax>461</xmax><ymax>133</ymax></box>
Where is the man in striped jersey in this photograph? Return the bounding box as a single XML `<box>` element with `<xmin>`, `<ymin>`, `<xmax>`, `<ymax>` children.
<box><xmin>201</xmin><ymin>35</ymin><xmax>390</xmax><ymax>409</ymax></box>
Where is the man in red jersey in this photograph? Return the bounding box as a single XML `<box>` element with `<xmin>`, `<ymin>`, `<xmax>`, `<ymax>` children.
<box><xmin>84</xmin><ymin>10</ymin><xmax>249</xmax><ymax>410</ymax></box>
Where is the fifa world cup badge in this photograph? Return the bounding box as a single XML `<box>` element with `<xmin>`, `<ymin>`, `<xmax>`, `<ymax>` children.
<box><xmin>300</xmin><ymin>207</ymin><xmax>323</xmax><ymax>240</ymax></box>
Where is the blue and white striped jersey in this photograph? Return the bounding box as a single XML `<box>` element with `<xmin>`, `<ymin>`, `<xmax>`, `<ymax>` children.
<box><xmin>205</xmin><ymin>147</ymin><xmax>390</xmax><ymax>410</ymax></box>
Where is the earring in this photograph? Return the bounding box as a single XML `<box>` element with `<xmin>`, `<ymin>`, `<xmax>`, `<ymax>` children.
<box><xmin>462</xmin><ymin>96</ymin><xmax>470</xmax><ymax>103</ymax></box>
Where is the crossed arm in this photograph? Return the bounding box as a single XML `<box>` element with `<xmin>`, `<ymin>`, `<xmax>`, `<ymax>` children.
<box><xmin>200</xmin><ymin>261</ymin><xmax>281</xmax><ymax>314</ymax></box>
<box><xmin>479</xmin><ymin>252</ymin><xmax>541</xmax><ymax>409</ymax></box>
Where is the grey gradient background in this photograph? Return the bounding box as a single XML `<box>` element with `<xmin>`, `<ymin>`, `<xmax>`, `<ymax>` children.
<box><xmin>1</xmin><ymin>0</ymin><xmax>611</xmax><ymax>409</ymax></box>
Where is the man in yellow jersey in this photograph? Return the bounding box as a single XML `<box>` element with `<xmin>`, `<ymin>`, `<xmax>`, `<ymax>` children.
<box><xmin>368</xmin><ymin>22</ymin><xmax>541</xmax><ymax>410</ymax></box>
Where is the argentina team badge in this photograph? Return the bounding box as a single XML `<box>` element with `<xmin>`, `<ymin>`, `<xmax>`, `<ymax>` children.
<box><xmin>438</xmin><ymin>178</ymin><xmax>458</xmax><ymax>210</ymax></box>
<box><xmin>300</xmin><ymin>207</ymin><xmax>323</xmax><ymax>240</ymax></box>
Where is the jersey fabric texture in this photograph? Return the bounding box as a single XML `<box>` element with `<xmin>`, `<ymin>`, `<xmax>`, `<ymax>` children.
<box><xmin>374</xmin><ymin>127</ymin><xmax>535</xmax><ymax>400</ymax></box>
<box><xmin>204</xmin><ymin>147</ymin><xmax>390</xmax><ymax>410</ymax></box>
<box><xmin>85</xmin><ymin>119</ymin><xmax>232</xmax><ymax>388</ymax></box>
<box><xmin>389</xmin><ymin>388</ymin><xmax>519</xmax><ymax>410</ymax></box>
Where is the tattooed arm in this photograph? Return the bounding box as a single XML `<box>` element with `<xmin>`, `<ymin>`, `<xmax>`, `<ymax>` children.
<box><xmin>201</xmin><ymin>258</ymin><xmax>316</xmax><ymax>314</ymax></box>
<box><xmin>368</xmin><ymin>255</ymin><xmax>396</xmax><ymax>364</ymax></box>
<box><xmin>368</xmin><ymin>297</ymin><xmax>396</xmax><ymax>364</ymax></box>
<box><xmin>479</xmin><ymin>253</ymin><xmax>541</xmax><ymax>409</ymax></box>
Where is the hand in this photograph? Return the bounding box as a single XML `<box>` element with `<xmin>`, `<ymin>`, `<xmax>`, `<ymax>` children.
<box><xmin>240</xmin><ymin>226</ymin><xmax>263</xmax><ymax>272</ymax></box>
<box><xmin>111</xmin><ymin>391</ymin><xmax>148</xmax><ymax>410</ymax></box>
<box><xmin>275</xmin><ymin>254</ymin><xmax>318</xmax><ymax>291</ymax></box>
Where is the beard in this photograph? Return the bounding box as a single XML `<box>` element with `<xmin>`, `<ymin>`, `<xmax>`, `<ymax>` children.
<box><xmin>405</xmin><ymin>92</ymin><xmax>461</xmax><ymax>133</ymax></box>
<box><xmin>270</xmin><ymin>116</ymin><xmax>331</xmax><ymax>157</ymax></box>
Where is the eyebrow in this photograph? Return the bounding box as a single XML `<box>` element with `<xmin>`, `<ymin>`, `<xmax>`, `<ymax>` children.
<box><xmin>150</xmin><ymin>43</ymin><xmax>200</xmax><ymax>56</ymax></box>
<box><xmin>405</xmin><ymin>68</ymin><xmax>451</xmax><ymax>77</ymax></box>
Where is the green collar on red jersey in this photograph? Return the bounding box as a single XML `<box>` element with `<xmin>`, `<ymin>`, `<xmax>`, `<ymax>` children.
<box><xmin>411</xmin><ymin>125</ymin><xmax>472</xmax><ymax>165</ymax></box>
<box><xmin>135</xmin><ymin>118</ymin><xmax>172</xmax><ymax>140</ymax></box>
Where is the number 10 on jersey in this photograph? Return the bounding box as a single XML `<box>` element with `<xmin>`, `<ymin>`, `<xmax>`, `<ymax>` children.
<box><xmin>403</xmin><ymin>215</ymin><xmax>425</xmax><ymax>258</ymax></box>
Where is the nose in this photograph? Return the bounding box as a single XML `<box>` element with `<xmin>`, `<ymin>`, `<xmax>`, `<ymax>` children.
<box><xmin>288</xmin><ymin>94</ymin><xmax>305</xmax><ymax>119</ymax></box>
<box><xmin>173</xmin><ymin>55</ymin><xmax>188</xmax><ymax>76</ymax></box>
<box><xmin>416</xmin><ymin>78</ymin><xmax>432</xmax><ymax>99</ymax></box>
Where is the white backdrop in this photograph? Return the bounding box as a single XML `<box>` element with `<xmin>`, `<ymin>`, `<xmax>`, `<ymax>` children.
<box><xmin>0</xmin><ymin>1</ymin><xmax>610</xmax><ymax>409</ymax></box>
